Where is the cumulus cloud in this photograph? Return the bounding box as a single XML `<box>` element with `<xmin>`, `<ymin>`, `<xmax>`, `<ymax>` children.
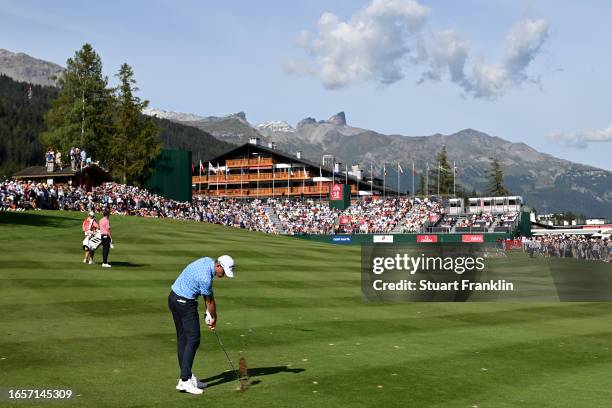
<box><xmin>285</xmin><ymin>0</ymin><xmax>430</xmax><ymax>89</ymax></box>
<box><xmin>287</xmin><ymin>0</ymin><xmax>549</xmax><ymax>99</ymax></box>
<box><xmin>463</xmin><ymin>19</ymin><xmax>549</xmax><ymax>99</ymax></box>
<box><xmin>547</xmin><ymin>125</ymin><xmax>612</xmax><ymax>149</ymax></box>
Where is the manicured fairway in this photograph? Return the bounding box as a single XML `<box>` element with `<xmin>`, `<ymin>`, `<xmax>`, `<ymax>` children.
<box><xmin>1</xmin><ymin>211</ymin><xmax>612</xmax><ymax>407</ymax></box>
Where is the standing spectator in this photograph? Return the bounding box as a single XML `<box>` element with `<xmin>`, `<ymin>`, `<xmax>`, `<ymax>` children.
<box><xmin>45</xmin><ymin>148</ymin><xmax>55</xmax><ymax>172</ymax></box>
<box><xmin>99</xmin><ymin>209</ymin><xmax>113</xmax><ymax>268</ymax></box>
<box><xmin>55</xmin><ymin>150</ymin><xmax>62</xmax><ymax>170</ymax></box>
<box><xmin>69</xmin><ymin>147</ymin><xmax>76</xmax><ymax>171</ymax></box>
<box><xmin>80</xmin><ymin>148</ymin><xmax>87</xmax><ymax>170</ymax></box>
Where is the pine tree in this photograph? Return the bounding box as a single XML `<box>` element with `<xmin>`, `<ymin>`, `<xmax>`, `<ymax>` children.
<box><xmin>431</xmin><ymin>146</ymin><xmax>453</xmax><ymax>196</ymax></box>
<box><xmin>110</xmin><ymin>63</ymin><xmax>161</xmax><ymax>185</ymax></box>
<box><xmin>417</xmin><ymin>174</ymin><xmax>425</xmax><ymax>196</ymax></box>
<box><xmin>41</xmin><ymin>43</ymin><xmax>115</xmax><ymax>165</ymax></box>
<box><xmin>486</xmin><ymin>158</ymin><xmax>510</xmax><ymax>196</ymax></box>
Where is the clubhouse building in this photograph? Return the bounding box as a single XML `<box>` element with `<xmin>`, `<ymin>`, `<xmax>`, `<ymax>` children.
<box><xmin>192</xmin><ymin>138</ymin><xmax>393</xmax><ymax>199</ymax></box>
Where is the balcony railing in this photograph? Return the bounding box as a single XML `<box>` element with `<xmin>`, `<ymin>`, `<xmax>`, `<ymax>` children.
<box><xmin>193</xmin><ymin>172</ymin><xmax>312</xmax><ymax>183</ymax></box>
<box><xmin>194</xmin><ymin>185</ymin><xmax>331</xmax><ymax>197</ymax></box>
<box><xmin>225</xmin><ymin>157</ymin><xmax>274</xmax><ymax>167</ymax></box>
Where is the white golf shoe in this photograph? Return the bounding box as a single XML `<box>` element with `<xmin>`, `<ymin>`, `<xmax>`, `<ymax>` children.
<box><xmin>176</xmin><ymin>378</ymin><xmax>203</xmax><ymax>395</ymax></box>
<box><xmin>102</xmin><ymin>263</ymin><xmax>111</xmax><ymax>268</ymax></box>
<box><xmin>191</xmin><ymin>374</ymin><xmax>207</xmax><ymax>389</ymax></box>
<box><xmin>88</xmin><ymin>260</ymin><xmax>94</xmax><ymax>265</ymax></box>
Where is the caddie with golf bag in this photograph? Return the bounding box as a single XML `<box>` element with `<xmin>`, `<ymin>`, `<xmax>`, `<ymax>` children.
<box><xmin>81</xmin><ymin>211</ymin><xmax>99</xmax><ymax>264</ymax></box>
<box><xmin>168</xmin><ymin>255</ymin><xmax>235</xmax><ymax>395</ymax></box>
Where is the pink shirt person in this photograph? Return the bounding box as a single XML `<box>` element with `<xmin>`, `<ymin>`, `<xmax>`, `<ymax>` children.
<box><xmin>99</xmin><ymin>216</ymin><xmax>111</xmax><ymax>236</ymax></box>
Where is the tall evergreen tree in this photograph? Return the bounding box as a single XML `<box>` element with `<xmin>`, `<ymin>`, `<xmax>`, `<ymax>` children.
<box><xmin>431</xmin><ymin>146</ymin><xmax>453</xmax><ymax>195</ymax></box>
<box><xmin>41</xmin><ymin>43</ymin><xmax>114</xmax><ymax>164</ymax></box>
<box><xmin>486</xmin><ymin>158</ymin><xmax>510</xmax><ymax>196</ymax></box>
<box><xmin>111</xmin><ymin>63</ymin><xmax>161</xmax><ymax>185</ymax></box>
<box><xmin>417</xmin><ymin>174</ymin><xmax>425</xmax><ymax>196</ymax></box>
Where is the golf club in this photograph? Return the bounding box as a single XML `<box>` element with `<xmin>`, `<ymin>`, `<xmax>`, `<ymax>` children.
<box><xmin>213</xmin><ymin>330</ymin><xmax>242</xmax><ymax>385</ymax></box>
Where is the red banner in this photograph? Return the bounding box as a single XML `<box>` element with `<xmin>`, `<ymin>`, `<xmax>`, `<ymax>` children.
<box><xmin>330</xmin><ymin>184</ymin><xmax>343</xmax><ymax>200</ymax></box>
<box><xmin>504</xmin><ymin>239</ymin><xmax>522</xmax><ymax>250</ymax></box>
<box><xmin>417</xmin><ymin>234</ymin><xmax>438</xmax><ymax>243</ymax></box>
<box><xmin>339</xmin><ymin>216</ymin><xmax>351</xmax><ymax>225</ymax></box>
<box><xmin>428</xmin><ymin>214</ymin><xmax>440</xmax><ymax>223</ymax></box>
<box><xmin>462</xmin><ymin>234</ymin><xmax>484</xmax><ymax>243</ymax></box>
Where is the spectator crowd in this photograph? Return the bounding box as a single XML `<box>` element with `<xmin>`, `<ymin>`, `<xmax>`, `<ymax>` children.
<box><xmin>3</xmin><ymin>178</ymin><xmax>608</xmax><ymax>264</ymax></box>
<box><xmin>523</xmin><ymin>235</ymin><xmax>610</xmax><ymax>262</ymax></box>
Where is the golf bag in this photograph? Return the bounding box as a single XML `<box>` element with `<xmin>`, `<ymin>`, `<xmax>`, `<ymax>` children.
<box><xmin>83</xmin><ymin>231</ymin><xmax>102</xmax><ymax>251</ymax></box>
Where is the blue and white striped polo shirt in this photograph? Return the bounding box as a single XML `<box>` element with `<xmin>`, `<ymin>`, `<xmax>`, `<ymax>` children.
<box><xmin>171</xmin><ymin>257</ymin><xmax>215</xmax><ymax>299</ymax></box>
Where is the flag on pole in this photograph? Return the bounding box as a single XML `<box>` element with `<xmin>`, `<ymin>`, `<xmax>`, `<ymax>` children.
<box><xmin>303</xmin><ymin>168</ymin><xmax>308</xmax><ymax>178</ymax></box>
<box><xmin>199</xmin><ymin>160</ymin><xmax>204</xmax><ymax>173</ymax></box>
<box><xmin>371</xmin><ymin>162</ymin><xmax>376</xmax><ymax>177</ymax></box>
<box><xmin>383</xmin><ymin>164</ymin><xmax>387</xmax><ymax>176</ymax></box>
<box><xmin>398</xmin><ymin>163</ymin><xmax>404</xmax><ymax>175</ymax></box>
<box><xmin>412</xmin><ymin>162</ymin><xmax>417</xmax><ymax>176</ymax></box>
<box><xmin>319</xmin><ymin>167</ymin><xmax>322</xmax><ymax>177</ymax></box>
<box><xmin>192</xmin><ymin>163</ymin><xmax>195</xmax><ymax>174</ymax></box>
<box><xmin>208</xmin><ymin>162</ymin><xmax>216</xmax><ymax>173</ymax></box>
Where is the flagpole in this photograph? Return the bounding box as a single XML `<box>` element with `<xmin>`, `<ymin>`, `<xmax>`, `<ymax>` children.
<box><xmin>370</xmin><ymin>162</ymin><xmax>373</xmax><ymax>197</ymax></box>
<box><xmin>412</xmin><ymin>161</ymin><xmax>415</xmax><ymax>198</ymax></box>
<box><xmin>383</xmin><ymin>164</ymin><xmax>386</xmax><ymax>200</ymax></box>
<box><xmin>287</xmin><ymin>164</ymin><xmax>291</xmax><ymax>197</ymax></box>
<box><xmin>437</xmin><ymin>161</ymin><xmax>440</xmax><ymax>197</ymax></box>
<box><xmin>397</xmin><ymin>163</ymin><xmax>400</xmax><ymax>198</ymax></box>
<box><xmin>256</xmin><ymin>156</ymin><xmax>260</xmax><ymax>200</ymax></box>
<box><xmin>319</xmin><ymin>166</ymin><xmax>322</xmax><ymax>202</ymax></box>
<box><xmin>240</xmin><ymin>164</ymin><xmax>243</xmax><ymax>197</ymax></box>
<box><xmin>272</xmin><ymin>163</ymin><xmax>275</xmax><ymax>198</ymax></box>
<box><xmin>216</xmin><ymin>163</ymin><xmax>219</xmax><ymax>196</ymax></box>
<box><xmin>425</xmin><ymin>163</ymin><xmax>429</xmax><ymax>197</ymax></box>
<box><xmin>207</xmin><ymin>162</ymin><xmax>210</xmax><ymax>196</ymax></box>
<box><xmin>453</xmin><ymin>160</ymin><xmax>456</xmax><ymax>197</ymax></box>
<box><xmin>199</xmin><ymin>160</ymin><xmax>202</xmax><ymax>195</ymax></box>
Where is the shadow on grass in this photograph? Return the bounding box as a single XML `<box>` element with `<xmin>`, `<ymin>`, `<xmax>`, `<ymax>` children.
<box><xmin>109</xmin><ymin>261</ymin><xmax>147</xmax><ymax>268</ymax></box>
<box><xmin>201</xmin><ymin>366</ymin><xmax>305</xmax><ymax>388</ymax></box>
<box><xmin>0</xmin><ymin>211</ymin><xmax>75</xmax><ymax>227</ymax></box>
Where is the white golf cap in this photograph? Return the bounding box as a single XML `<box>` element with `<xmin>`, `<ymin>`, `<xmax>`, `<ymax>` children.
<box><xmin>89</xmin><ymin>211</ymin><xmax>95</xmax><ymax>216</ymax></box>
<box><xmin>218</xmin><ymin>255</ymin><xmax>235</xmax><ymax>278</ymax></box>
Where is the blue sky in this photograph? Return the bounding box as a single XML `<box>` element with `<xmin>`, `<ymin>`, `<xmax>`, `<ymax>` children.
<box><xmin>1</xmin><ymin>0</ymin><xmax>611</xmax><ymax>169</ymax></box>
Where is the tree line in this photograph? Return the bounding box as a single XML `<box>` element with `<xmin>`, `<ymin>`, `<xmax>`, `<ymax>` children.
<box><xmin>0</xmin><ymin>44</ymin><xmax>232</xmax><ymax>182</ymax></box>
<box><xmin>41</xmin><ymin>43</ymin><xmax>160</xmax><ymax>185</ymax></box>
<box><xmin>414</xmin><ymin>145</ymin><xmax>510</xmax><ymax>197</ymax></box>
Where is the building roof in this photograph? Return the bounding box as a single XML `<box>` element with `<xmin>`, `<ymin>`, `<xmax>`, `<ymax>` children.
<box><xmin>13</xmin><ymin>164</ymin><xmax>112</xmax><ymax>180</ymax></box>
<box><xmin>205</xmin><ymin>142</ymin><xmax>398</xmax><ymax>194</ymax></box>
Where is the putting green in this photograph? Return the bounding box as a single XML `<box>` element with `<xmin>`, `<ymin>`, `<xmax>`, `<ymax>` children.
<box><xmin>1</xmin><ymin>211</ymin><xmax>611</xmax><ymax>407</ymax></box>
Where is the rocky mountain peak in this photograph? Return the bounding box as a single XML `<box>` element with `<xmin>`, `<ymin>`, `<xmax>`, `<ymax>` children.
<box><xmin>327</xmin><ymin>111</ymin><xmax>347</xmax><ymax>126</ymax></box>
<box><xmin>297</xmin><ymin>117</ymin><xmax>317</xmax><ymax>128</ymax></box>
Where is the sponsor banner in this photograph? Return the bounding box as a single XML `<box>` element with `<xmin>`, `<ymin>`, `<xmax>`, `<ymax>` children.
<box><xmin>332</xmin><ymin>236</ymin><xmax>352</xmax><ymax>244</ymax></box>
<box><xmin>428</xmin><ymin>215</ymin><xmax>440</xmax><ymax>224</ymax></box>
<box><xmin>416</xmin><ymin>234</ymin><xmax>438</xmax><ymax>243</ymax></box>
<box><xmin>330</xmin><ymin>184</ymin><xmax>343</xmax><ymax>200</ymax></box>
<box><xmin>373</xmin><ymin>235</ymin><xmax>394</xmax><ymax>243</ymax></box>
<box><xmin>462</xmin><ymin>234</ymin><xmax>484</xmax><ymax>243</ymax></box>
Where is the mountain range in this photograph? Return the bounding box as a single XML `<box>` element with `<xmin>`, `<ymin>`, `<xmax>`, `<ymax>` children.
<box><xmin>0</xmin><ymin>49</ymin><xmax>63</xmax><ymax>87</ymax></box>
<box><xmin>2</xmin><ymin>48</ymin><xmax>610</xmax><ymax>217</ymax></box>
<box><xmin>143</xmin><ymin>109</ymin><xmax>612</xmax><ymax>217</ymax></box>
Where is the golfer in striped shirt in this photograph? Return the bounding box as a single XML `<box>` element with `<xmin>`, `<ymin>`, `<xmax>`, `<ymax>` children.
<box><xmin>168</xmin><ymin>255</ymin><xmax>235</xmax><ymax>395</ymax></box>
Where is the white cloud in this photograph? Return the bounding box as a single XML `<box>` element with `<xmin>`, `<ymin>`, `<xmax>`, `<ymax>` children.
<box><xmin>547</xmin><ymin>125</ymin><xmax>612</xmax><ymax>149</ymax></box>
<box><xmin>463</xmin><ymin>19</ymin><xmax>549</xmax><ymax>99</ymax></box>
<box><xmin>285</xmin><ymin>0</ymin><xmax>430</xmax><ymax>89</ymax></box>
<box><xmin>287</xmin><ymin>0</ymin><xmax>549</xmax><ymax>100</ymax></box>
